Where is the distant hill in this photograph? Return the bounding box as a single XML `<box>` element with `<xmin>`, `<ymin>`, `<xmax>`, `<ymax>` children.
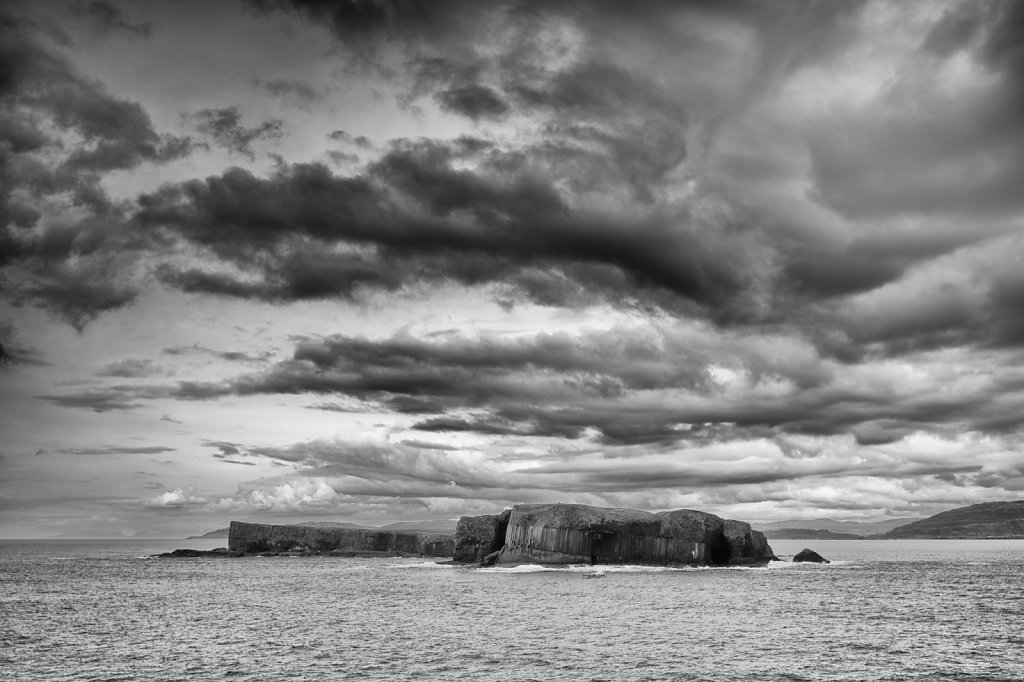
<box><xmin>883</xmin><ymin>501</ymin><xmax>1024</xmax><ymax>539</ymax></box>
<box><xmin>755</xmin><ymin>517</ymin><xmax>919</xmax><ymax>535</ymax></box>
<box><xmin>187</xmin><ymin>528</ymin><xmax>229</xmax><ymax>539</ymax></box>
<box><xmin>380</xmin><ymin>520</ymin><xmax>458</xmax><ymax>534</ymax></box>
<box><xmin>763</xmin><ymin>528</ymin><xmax>865</xmax><ymax>540</ymax></box>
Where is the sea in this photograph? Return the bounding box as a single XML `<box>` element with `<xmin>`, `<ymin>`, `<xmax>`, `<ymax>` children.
<box><xmin>1</xmin><ymin>538</ymin><xmax>1022</xmax><ymax>681</ymax></box>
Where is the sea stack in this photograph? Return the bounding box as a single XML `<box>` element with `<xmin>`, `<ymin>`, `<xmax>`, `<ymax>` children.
<box><xmin>455</xmin><ymin>503</ymin><xmax>776</xmax><ymax>567</ymax></box>
<box><xmin>792</xmin><ymin>548</ymin><xmax>830</xmax><ymax>564</ymax></box>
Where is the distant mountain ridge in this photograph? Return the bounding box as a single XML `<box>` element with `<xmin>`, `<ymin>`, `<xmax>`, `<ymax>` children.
<box><xmin>754</xmin><ymin>517</ymin><xmax>919</xmax><ymax>536</ymax></box>
<box><xmin>186</xmin><ymin>528</ymin><xmax>229</xmax><ymax>539</ymax></box>
<box><xmin>883</xmin><ymin>501</ymin><xmax>1024</xmax><ymax>539</ymax></box>
<box><xmin>763</xmin><ymin>528</ymin><xmax>865</xmax><ymax>540</ymax></box>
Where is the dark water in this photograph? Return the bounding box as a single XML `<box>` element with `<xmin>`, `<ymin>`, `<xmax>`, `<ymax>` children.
<box><xmin>2</xmin><ymin>538</ymin><xmax>1022</xmax><ymax>681</ymax></box>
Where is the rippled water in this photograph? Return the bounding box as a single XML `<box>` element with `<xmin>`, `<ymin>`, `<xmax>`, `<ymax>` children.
<box><xmin>2</xmin><ymin>538</ymin><xmax>1022</xmax><ymax>681</ymax></box>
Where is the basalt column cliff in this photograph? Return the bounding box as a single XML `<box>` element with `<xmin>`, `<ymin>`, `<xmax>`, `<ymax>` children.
<box><xmin>228</xmin><ymin>521</ymin><xmax>454</xmax><ymax>556</ymax></box>
<box><xmin>455</xmin><ymin>503</ymin><xmax>777</xmax><ymax>566</ymax></box>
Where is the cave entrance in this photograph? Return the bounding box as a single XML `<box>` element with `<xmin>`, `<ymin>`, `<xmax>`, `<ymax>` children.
<box><xmin>589</xmin><ymin>531</ymin><xmax>615</xmax><ymax>565</ymax></box>
<box><xmin>489</xmin><ymin>511</ymin><xmax>511</xmax><ymax>554</ymax></box>
<box><xmin>708</xmin><ymin>533</ymin><xmax>731</xmax><ymax>566</ymax></box>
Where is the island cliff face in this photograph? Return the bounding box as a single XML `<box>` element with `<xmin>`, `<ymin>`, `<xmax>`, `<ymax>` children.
<box><xmin>455</xmin><ymin>503</ymin><xmax>776</xmax><ymax>566</ymax></box>
<box><xmin>228</xmin><ymin>521</ymin><xmax>454</xmax><ymax>556</ymax></box>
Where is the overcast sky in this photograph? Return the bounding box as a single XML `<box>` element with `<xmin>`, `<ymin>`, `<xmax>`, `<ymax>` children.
<box><xmin>2</xmin><ymin>0</ymin><xmax>1023</xmax><ymax>538</ymax></box>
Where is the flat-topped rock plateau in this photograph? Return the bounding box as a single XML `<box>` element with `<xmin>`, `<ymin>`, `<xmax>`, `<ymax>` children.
<box><xmin>455</xmin><ymin>502</ymin><xmax>777</xmax><ymax>567</ymax></box>
<box><xmin>227</xmin><ymin>521</ymin><xmax>454</xmax><ymax>557</ymax></box>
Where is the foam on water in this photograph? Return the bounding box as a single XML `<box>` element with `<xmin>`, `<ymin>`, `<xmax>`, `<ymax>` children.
<box><xmin>386</xmin><ymin>560</ymin><xmax>456</xmax><ymax>569</ymax></box>
<box><xmin>480</xmin><ymin>562</ymin><xmax>785</xmax><ymax>574</ymax></box>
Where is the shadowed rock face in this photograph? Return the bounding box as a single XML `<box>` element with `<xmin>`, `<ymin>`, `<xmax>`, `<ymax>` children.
<box><xmin>454</xmin><ymin>503</ymin><xmax>776</xmax><ymax>567</ymax></box>
<box><xmin>228</xmin><ymin>521</ymin><xmax>454</xmax><ymax>556</ymax></box>
<box><xmin>453</xmin><ymin>509</ymin><xmax>510</xmax><ymax>563</ymax></box>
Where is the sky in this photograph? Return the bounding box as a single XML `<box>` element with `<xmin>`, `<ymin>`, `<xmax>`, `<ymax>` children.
<box><xmin>2</xmin><ymin>0</ymin><xmax>1024</xmax><ymax>538</ymax></box>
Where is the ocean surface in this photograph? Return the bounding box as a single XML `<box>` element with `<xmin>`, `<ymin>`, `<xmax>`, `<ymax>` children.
<box><xmin>1</xmin><ymin>538</ymin><xmax>1022</xmax><ymax>681</ymax></box>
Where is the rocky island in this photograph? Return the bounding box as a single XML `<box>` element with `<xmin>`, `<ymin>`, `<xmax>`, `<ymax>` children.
<box><xmin>454</xmin><ymin>503</ymin><xmax>777</xmax><ymax>567</ymax></box>
<box><xmin>216</xmin><ymin>502</ymin><xmax>777</xmax><ymax>567</ymax></box>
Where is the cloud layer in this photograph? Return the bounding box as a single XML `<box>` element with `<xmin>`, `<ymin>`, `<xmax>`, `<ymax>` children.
<box><xmin>3</xmin><ymin>0</ymin><xmax>1024</xmax><ymax>536</ymax></box>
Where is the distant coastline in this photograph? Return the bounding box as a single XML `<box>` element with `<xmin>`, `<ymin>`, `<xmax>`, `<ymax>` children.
<box><xmin>757</xmin><ymin>501</ymin><xmax>1024</xmax><ymax>540</ymax></box>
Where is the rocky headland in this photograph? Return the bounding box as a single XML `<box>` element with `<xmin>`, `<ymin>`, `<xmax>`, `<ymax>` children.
<box><xmin>882</xmin><ymin>501</ymin><xmax>1024</xmax><ymax>539</ymax></box>
<box><xmin>454</xmin><ymin>503</ymin><xmax>777</xmax><ymax>567</ymax></box>
<box><xmin>155</xmin><ymin>548</ymin><xmax>243</xmax><ymax>558</ymax></box>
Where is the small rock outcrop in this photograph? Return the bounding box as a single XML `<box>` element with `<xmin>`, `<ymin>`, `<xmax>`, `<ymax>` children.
<box><xmin>228</xmin><ymin>521</ymin><xmax>454</xmax><ymax>556</ymax></box>
<box><xmin>154</xmin><ymin>548</ymin><xmax>243</xmax><ymax>558</ymax></box>
<box><xmin>454</xmin><ymin>503</ymin><xmax>777</xmax><ymax>567</ymax></box>
<box><xmin>792</xmin><ymin>548</ymin><xmax>830</xmax><ymax>564</ymax></box>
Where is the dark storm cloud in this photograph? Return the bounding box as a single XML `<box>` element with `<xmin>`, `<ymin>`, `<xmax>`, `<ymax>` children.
<box><xmin>0</xmin><ymin>323</ymin><xmax>46</xmax><ymax>367</ymax></box>
<box><xmin>385</xmin><ymin>396</ymin><xmax>447</xmax><ymax>414</ymax></box>
<box><xmin>14</xmin><ymin>257</ymin><xmax>140</xmax><ymax>332</ymax></box>
<box><xmin>0</xmin><ymin>5</ymin><xmax>191</xmax><ymax>328</ymax></box>
<box><xmin>0</xmin><ymin>0</ymin><xmax>926</xmax><ymax>340</ymax></box>
<box><xmin>206</xmin><ymin>441</ymin><xmax>241</xmax><ymax>456</ymax></box>
<box><xmin>435</xmin><ymin>85</ymin><xmax>509</xmax><ymax>121</ymax></box>
<box><xmin>36</xmin><ymin>389</ymin><xmax>145</xmax><ymax>412</ymax></box>
<box><xmin>243</xmin><ymin>0</ymin><xmax>489</xmax><ymax>56</ymax></box>
<box><xmin>136</xmin><ymin>141</ymin><xmax>762</xmax><ymax>318</ymax></box>
<box><xmin>215</xmin><ymin>328</ymin><xmax>718</xmax><ymax>415</ymax></box>
<box><xmin>327</xmin><ymin>130</ymin><xmax>373</xmax><ymax>149</ymax></box>
<box><xmin>190</xmin><ymin>106</ymin><xmax>284</xmax><ymax>159</ymax></box>
<box><xmin>5</xmin><ymin>0</ymin><xmax>1024</xmax><ymax>399</ymax></box>
<box><xmin>245</xmin><ymin>0</ymin><xmax>860</xmax><ymax>206</ymax></box>
<box><xmin>0</xmin><ymin>16</ymin><xmax>188</xmax><ymax>174</ymax></box>
<box><xmin>205</xmin><ymin>440</ymin><xmax>258</xmax><ymax>466</ymax></box>
<box><xmin>252</xmin><ymin>77</ymin><xmax>323</xmax><ymax>108</ymax></box>
<box><xmin>128</xmin><ymin>0</ymin><xmax>901</xmax><ymax>338</ymax></box>
<box><xmin>781</xmin><ymin>246</ymin><xmax>908</xmax><ymax>299</ymax></box>
<box><xmin>74</xmin><ymin>326</ymin><xmax>1004</xmax><ymax>446</ymax></box>
<box><xmin>56</xmin><ymin>445</ymin><xmax>175</xmax><ymax>455</ymax></box>
<box><xmin>96</xmin><ymin>358</ymin><xmax>163</xmax><ymax>378</ymax></box>
<box><xmin>74</xmin><ymin>1</ymin><xmax>153</xmax><ymax>39</ymax></box>
<box><xmin>326</xmin><ymin>150</ymin><xmax>360</xmax><ymax>166</ymax></box>
<box><xmin>988</xmin><ymin>272</ymin><xmax>1024</xmax><ymax>348</ymax></box>
<box><xmin>162</xmin><ymin>345</ymin><xmax>269</xmax><ymax>363</ymax></box>
<box><xmin>809</xmin><ymin>1</ymin><xmax>1024</xmax><ymax>222</ymax></box>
